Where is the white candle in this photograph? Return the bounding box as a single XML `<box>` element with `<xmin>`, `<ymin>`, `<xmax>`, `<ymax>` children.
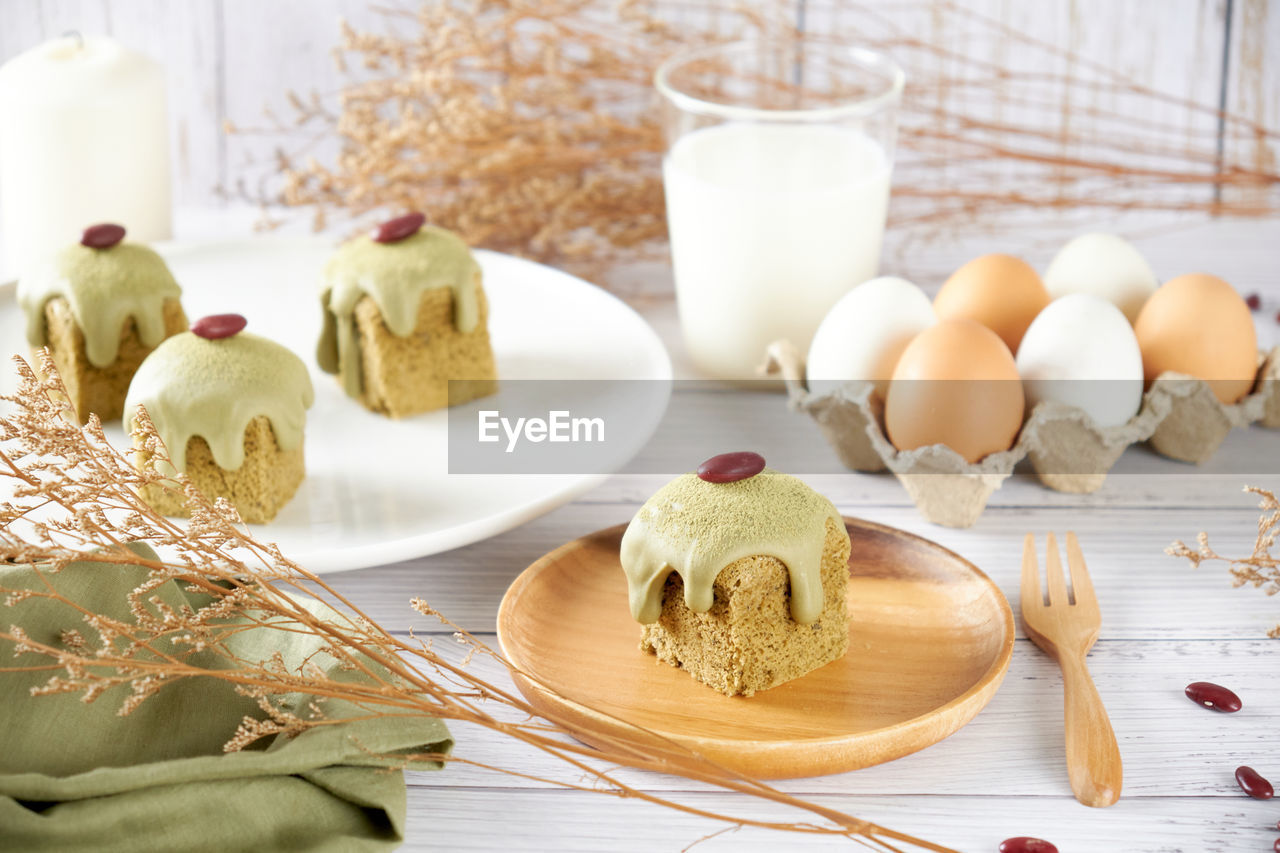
<box><xmin>663</xmin><ymin>122</ymin><xmax>892</xmax><ymax>380</ymax></box>
<box><xmin>0</xmin><ymin>34</ymin><xmax>172</xmax><ymax>277</ymax></box>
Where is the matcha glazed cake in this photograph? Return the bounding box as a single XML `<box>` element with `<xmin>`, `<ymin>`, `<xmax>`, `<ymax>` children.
<box><xmin>17</xmin><ymin>223</ymin><xmax>187</xmax><ymax>424</ymax></box>
<box><xmin>124</xmin><ymin>314</ymin><xmax>315</xmax><ymax>524</ymax></box>
<box><xmin>317</xmin><ymin>212</ymin><xmax>497</xmax><ymax>417</ymax></box>
<box><xmin>619</xmin><ymin>452</ymin><xmax>851</xmax><ymax>697</ymax></box>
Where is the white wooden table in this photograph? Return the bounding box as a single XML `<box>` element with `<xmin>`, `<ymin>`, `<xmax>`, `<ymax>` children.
<box><xmin>308</xmin><ymin>222</ymin><xmax>1276</xmax><ymax>853</ymax></box>
<box><xmin>153</xmin><ymin>209</ymin><xmax>1280</xmax><ymax>851</ymax></box>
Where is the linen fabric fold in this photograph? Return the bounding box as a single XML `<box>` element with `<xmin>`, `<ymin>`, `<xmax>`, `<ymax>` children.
<box><xmin>0</xmin><ymin>544</ymin><xmax>452</xmax><ymax>852</ymax></box>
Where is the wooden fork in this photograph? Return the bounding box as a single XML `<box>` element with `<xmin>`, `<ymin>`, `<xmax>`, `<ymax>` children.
<box><xmin>1021</xmin><ymin>532</ymin><xmax>1123</xmax><ymax>808</ymax></box>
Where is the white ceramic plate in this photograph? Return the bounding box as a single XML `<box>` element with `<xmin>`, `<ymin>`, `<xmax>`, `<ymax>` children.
<box><xmin>0</xmin><ymin>238</ymin><xmax>671</xmax><ymax>573</ymax></box>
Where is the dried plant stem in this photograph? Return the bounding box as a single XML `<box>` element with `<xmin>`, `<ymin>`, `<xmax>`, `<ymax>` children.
<box><xmin>226</xmin><ymin>0</ymin><xmax>1280</xmax><ymax>282</ymax></box>
<box><xmin>1168</xmin><ymin>486</ymin><xmax>1280</xmax><ymax>638</ymax></box>
<box><xmin>0</xmin><ymin>352</ymin><xmax>953</xmax><ymax>852</ymax></box>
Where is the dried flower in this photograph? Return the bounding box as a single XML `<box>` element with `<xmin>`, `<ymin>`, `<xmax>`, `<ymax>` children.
<box><xmin>229</xmin><ymin>1</ymin><xmax>1280</xmax><ymax>285</ymax></box>
<box><xmin>0</xmin><ymin>352</ymin><xmax>953</xmax><ymax>852</ymax></box>
<box><xmin>1168</xmin><ymin>486</ymin><xmax>1280</xmax><ymax>638</ymax></box>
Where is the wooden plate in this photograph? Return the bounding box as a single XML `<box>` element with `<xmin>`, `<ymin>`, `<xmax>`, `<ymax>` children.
<box><xmin>497</xmin><ymin>517</ymin><xmax>1015</xmax><ymax>779</ymax></box>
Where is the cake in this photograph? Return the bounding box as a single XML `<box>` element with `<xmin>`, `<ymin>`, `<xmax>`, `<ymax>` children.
<box><xmin>619</xmin><ymin>452</ymin><xmax>851</xmax><ymax>697</ymax></box>
<box><xmin>317</xmin><ymin>212</ymin><xmax>497</xmax><ymax>417</ymax></box>
<box><xmin>124</xmin><ymin>314</ymin><xmax>315</xmax><ymax>524</ymax></box>
<box><xmin>17</xmin><ymin>223</ymin><xmax>186</xmax><ymax>424</ymax></box>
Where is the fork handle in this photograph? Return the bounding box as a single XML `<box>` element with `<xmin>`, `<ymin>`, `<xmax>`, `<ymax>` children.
<box><xmin>1060</xmin><ymin>654</ymin><xmax>1123</xmax><ymax>807</ymax></box>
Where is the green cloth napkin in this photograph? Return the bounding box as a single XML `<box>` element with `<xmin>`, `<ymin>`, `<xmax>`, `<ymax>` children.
<box><xmin>0</xmin><ymin>545</ymin><xmax>452</xmax><ymax>853</ymax></box>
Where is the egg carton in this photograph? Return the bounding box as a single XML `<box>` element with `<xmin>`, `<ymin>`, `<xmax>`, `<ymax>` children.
<box><xmin>764</xmin><ymin>342</ymin><xmax>1280</xmax><ymax>528</ymax></box>
<box><xmin>1267</xmin><ymin>353</ymin><xmax>1280</xmax><ymax>430</ymax></box>
<box><xmin>1144</xmin><ymin>348</ymin><xmax>1279</xmax><ymax>463</ymax></box>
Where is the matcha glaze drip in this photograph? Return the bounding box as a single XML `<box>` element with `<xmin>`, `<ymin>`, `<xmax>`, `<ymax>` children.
<box><xmin>18</xmin><ymin>240</ymin><xmax>182</xmax><ymax>368</ymax></box>
<box><xmin>317</xmin><ymin>223</ymin><xmax>481</xmax><ymax>398</ymax></box>
<box><xmin>620</xmin><ymin>466</ymin><xmax>842</xmax><ymax>626</ymax></box>
<box><xmin>124</xmin><ymin>330</ymin><xmax>315</xmax><ymax>472</ymax></box>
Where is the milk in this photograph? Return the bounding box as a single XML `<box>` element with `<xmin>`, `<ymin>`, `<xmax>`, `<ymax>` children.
<box><xmin>663</xmin><ymin>122</ymin><xmax>892</xmax><ymax>380</ymax></box>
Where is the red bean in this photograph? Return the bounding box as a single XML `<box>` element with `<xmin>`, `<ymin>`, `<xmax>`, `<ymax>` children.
<box><xmin>1273</xmin><ymin>839</ymin><xmax>1279</xmax><ymax>853</ymax></box>
<box><xmin>1244</xmin><ymin>293</ymin><xmax>1261</xmax><ymax>311</ymax></box>
<box><xmin>1236</xmin><ymin>765</ymin><xmax>1274</xmax><ymax>799</ymax></box>
<box><xmin>1184</xmin><ymin>681</ymin><xmax>1242</xmax><ymax>712</ymax></box>
<box><xmin>190</xmin><ymin>313</ymin><xmax>247</xmax><ymax>340</ymax></box>
<box><xmin>81</xmin><ymin>223</ymin><xmax>126</xmax><ymax>249</ymax></box>
<box><xmin>1274</xmin><ymin>309</ymin><xmax>1280</xmax><ymax>325</ymax></box>
<box><xmin>371</xmin><ymin>212</ymin><xmax>426</xmax><ymax>243</ymax></box>
<box><xmin>696</xmin><ymin>451</ymin><xmax>766</xmax><ymax>483</ymax></box>
<box><xmin>999</xmin><ymin>838</ymin><xmax>1058</xmax><ymax>853</ymax></box>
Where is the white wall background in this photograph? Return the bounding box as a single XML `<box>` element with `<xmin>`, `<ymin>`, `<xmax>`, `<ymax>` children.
<box><xmin>0</xmin><ymin>0</ymin><xmax>1276</xmax><ymax>211</ymax></box>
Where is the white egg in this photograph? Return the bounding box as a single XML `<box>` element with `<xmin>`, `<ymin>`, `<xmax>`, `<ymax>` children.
<box><xmin>1043</xmin><ymin>233</ymin><xmax>1157</xmax><ymax>324</ymax></box>
<box><xmin>806</xmin><ymin>276</ymin><xmax>936</xmax><ymax>398</ymax></box>
<box><xmin>1016</xmin><ymin>293</ymin><xmax>1144</xmax><ymax>428</ymax></box>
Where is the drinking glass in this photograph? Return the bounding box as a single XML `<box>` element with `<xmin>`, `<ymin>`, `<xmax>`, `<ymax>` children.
<box><xmin>655</xmin><ymin>39</ymin><xmax>904</xmax><ymax>380</ymax></box>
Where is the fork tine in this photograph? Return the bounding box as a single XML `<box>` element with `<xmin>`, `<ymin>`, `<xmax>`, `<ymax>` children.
<box><xmin>1065</xmin><ymin>531</ymin><xmax>1096</xmax><ymax>607</ymax></box>
<box><xmin>1045</xmin><ymin>532</ymin><xmax>1069</xmax><ymax>606</ymax></box>
<box><xmin>1021</xmin><ymin>533</ymin><xmax>1041</xmax><ymax>609</ymax></box>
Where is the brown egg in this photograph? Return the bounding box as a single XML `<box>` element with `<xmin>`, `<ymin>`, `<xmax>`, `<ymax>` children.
<box><xmin>885</xmin><ymin>319</ymin><xmax>1026</xmax><ymax>463</ymax></box>
<box><xmin>1133</xmin><ymin>273</ymin><xmax>1258</xmax><ymax>404</ymax></box>
<box><xmin>933</xmin><ymin>254</ymin><xmax>1050</xmax><ymax>353</ymax></box>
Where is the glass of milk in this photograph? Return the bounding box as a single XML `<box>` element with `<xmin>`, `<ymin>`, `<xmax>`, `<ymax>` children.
<box><xmin>655</xmin><ymin>40</ymin><xmax>904</xmax><ymax>380</ymax></box>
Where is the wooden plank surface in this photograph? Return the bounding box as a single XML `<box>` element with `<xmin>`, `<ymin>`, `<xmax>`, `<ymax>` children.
<box><xmin>82</xmin><ymin>204</ymin><xmax>1265</xmax><ymax>851</ymax></box>
<box><xmin>402</xmin><ymin>788</ymin><xmax>1280</xmax><ymax>852</ymax></box>
<box><xmin>377</xmin><ymin>214</ymin><xmax>1275</xmax><ymax>849</ymax></box>
<box><xmin>377</xmin><ymin>432</ymin><xmax>1280</xmax><ymax>847</ymax></box>
<box><xmin>321</xmin><ymin>500</ymin><xmax>1280</xmax><ymax>641</ymax></box>
<box><xmin>397</xmin><ymin>634</ymin><xmax>1280</xmax><ymax>797</ymax></box>
<box><xmin>0</xmin><ymin>199</ymin><xmax>1265</xmax><ymax>850</ymax></box>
